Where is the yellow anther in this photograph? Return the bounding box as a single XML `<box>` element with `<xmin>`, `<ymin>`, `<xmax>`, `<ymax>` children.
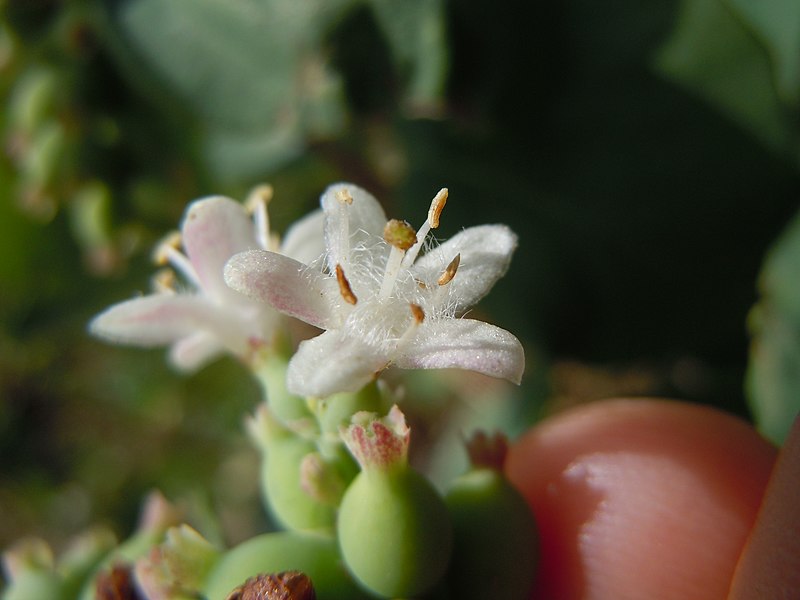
<box><xmin>383</xmin><ymin>219</ymin><xmax>418</xmax><ymax>251</ymax></box>
<box><xmin>428</xmin><ymin>188</ymin><xmax>448</xmax><ymax>229</ymax></box>
<box><xmin>245</xmin><ymin>184</ymin><xmax>274</xmax><ymax>213</ymax></box>
<box><xmin>437</xmin><ymin>253</ymin><xmax>461</xmax><ymax>286</ymax></box>
<box><xmin>152</xmin><ymin>231</ymin><xmax>182</xmax><ymax>265</ymax></box>
<box><xmin>152</xmin><ymin>268</ymin><xmax>177</xmax><ymax>293</ymax></box>
<box><xmin>335</xmin><ymin>187</ymin><xmax>354</xmax><ymax>205</ymax></box>
<box><xmin>336</xmin><ymin>263</ymin><xmax>358</xmax><ymax>305</ymax></box>
<box><xmin>410</xmin><ymin>303</ymin><xmax>425</xmax><ymax>324</ymax></box>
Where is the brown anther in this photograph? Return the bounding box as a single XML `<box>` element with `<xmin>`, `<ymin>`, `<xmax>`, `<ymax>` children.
<box><xmin>383</xmin><ymin>219</ymin><xmax>418</xmax><ymax>251</ymax></box>
<box><xmin>437</xmin><ymin>253</ymin><xmax>461</xmax><ymax>286</ymax></box>
<box><xmin>152</xmin><ymin>231</ymin><xmax>182</xmax><ymax>265</ymax></box>
<box><xmin>335</xmin><ymin>264</ymin><xmax>358</xmax><ymax>305</ymax></box>
<box><xmin>410</xmin><ymin>303</ymin><xmax>425</xmax><ymax>324</ymax></box>
<box><xmin>225</xmin><ymin>571</ymin><xmax>316</xmax><ymax>600</ymax></box>
<box><xmin>335</xmin><ymin>187</ymin><xmax>353</xmax><ymax>205</ymax></box>
<box><xmin>428</xmin><ymin>188</ymin><xmax>448</xmax><ymax>229</ymax></box>
<box><xmin>245</xmin><ymin>183</ymin><xmax>274</xmax><ymax>212</ymax></box>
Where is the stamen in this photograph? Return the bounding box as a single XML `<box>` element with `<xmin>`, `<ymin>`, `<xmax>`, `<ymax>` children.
<box><xmin>410</xmin><ymin>303</ymin><xmax>425</xmax><ymax>323</ymax></box>
<box><xmin>402</xmin><ymin>187</ymin><xmax>449</xmax><ymax>267</ymax></box>
<box><xmin>245</xmin><ymin>184</ymin><xmax>274</xmax><ymax>250</ymax></box>
<box><xmin>336</xmin><ymin>188</ymin><xmax>353</xmax><ymax>204</ymax></box>
<box><xmin>335</xmin><ymin>186</ymin><xmax>352</xmax><ymax>266</ymax></box>
<box><xmin>336</xmin><ymin>263</ymin><xmax>358</xmax><ymax>305</ymax></box>
<box><xmin>152</xmin><ymin>268</ymin><xmax>177</xmax><ymax>294</ymax></box>
<box><xmin>428</xmin><ymin>188</ymin><xmax>448</xmax><ymax>229</ymax></box>
<box><xmin>152</xmin><ymin>231</ymin><xmax>182</xmax><ymax>265</ymax></box>
<box><xmin>396</xmin><ymin>303</ymin><xmax>425</xmax><ymax>350</ymax></box>
<box><xmin>152</xmin><ymin>232</ymin><xmax>202</xmax><ymax>288</ymax></box>
<box><xmin>437</xmin><ymin>253</ymin><xmax>460</xmax><ymax>286</ymax></box>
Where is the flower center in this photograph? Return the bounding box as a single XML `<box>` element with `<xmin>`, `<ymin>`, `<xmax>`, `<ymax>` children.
<box><xmin>333</xmin><ymin>187</ymin><xmax>461</xmax><ymax>323</ymax></box>
<box><xmin>380</xmin><ymin>219</ymin><xmax>418</xmax><ymax>301</ymax></box>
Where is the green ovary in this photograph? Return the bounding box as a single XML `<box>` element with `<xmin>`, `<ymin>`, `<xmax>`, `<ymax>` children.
<box><xmin>337</xmin><ymin>467</ymin><xmax>452</xmax><ymax>598</ymax></box>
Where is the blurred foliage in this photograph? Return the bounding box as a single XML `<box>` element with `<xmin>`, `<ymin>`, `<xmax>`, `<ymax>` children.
<box><xmin>1</xmin><ymin>0</ymin><xmax>799</xmax><ymax>559</ymax></box>
<box><xmin>747</xmin><ymin>212</ymin><xmax>800</xmax><ymax>445</ymax></box>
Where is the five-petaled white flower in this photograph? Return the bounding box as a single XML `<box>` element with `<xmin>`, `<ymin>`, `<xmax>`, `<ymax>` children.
<box><xmin>90</xmin><ymin>186</ymin><xmax>324</xmax><ymax>371</ymax></box>
<box><xmin>224</xmin><ymin>183</ymin><xmax>525</xmax><ymax>398</ymax></box>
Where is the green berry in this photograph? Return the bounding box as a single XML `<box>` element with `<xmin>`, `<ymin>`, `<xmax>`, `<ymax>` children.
<box><xmin>248</xmin><ymin>405</ymin><xmax>336</xmax><ymax>532</ymax></box>
<box><xmin>338</xmin><ymin>467</ymin><xmax>452</xmax><ymax>597</ymax></box>
<box><xmin>443</xmin><ymin>433</ymin><xmax>538</xmax><ymax>599</ymax></box>
<box><xmin>337</xmin><ymin>407</ymin><xmax>452</xmax><ymax>597</ymax></box>
<box><xmin>203</xmin><ymin>532</ymin><xmax>368</xmax><ymax>600</ymax></box>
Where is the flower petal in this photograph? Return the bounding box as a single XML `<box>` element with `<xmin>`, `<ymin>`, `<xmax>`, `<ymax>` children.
<box><xmin>414</xmin><ymin>224</ymin><xmax>517</xmax><ymax>313</ymax></box>
<box><xmin>89</xmin><ymin>294</ymin><xmax>253</xmax><ymax>356</ymax></box>
<box><xmin>286</xmin><ymin>329</ymin><xmax>389</xmax><ymax>397</ymax></box>
<box><xmin>395</xmin><ymin>318</ymin><xmax>525</xmax><ymax>384</ymax></box>
<box><xmin>182</xmin><ymin>196</ymin><xmax>259</xmax><ymax>300</ymax></box>
<box><xmin>321</xmin><ymin>183</ymin><xmax>387</xmax><ymax>271</ymax></box>
<box><xmin>224</xmin><ymin>250</ymin><xmax>339</xmax><ymax>329</ymax></box>
<box><xmin>280</xmin><ymin>208</ymin><xmax>325</xmax><ymax>265</ymax></box>
<box><xmin>168</xmin><ymin>331</ymin><xmax>224</xmax><ymax>371</ymax></box>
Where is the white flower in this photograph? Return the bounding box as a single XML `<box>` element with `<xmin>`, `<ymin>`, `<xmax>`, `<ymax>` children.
<box><xmin>90</xmin><ymin>186</ymin><xmax>324</xmax><ymax>371</ymax></box>
<box><xmin>224</xmin><ymin>183</ymin><xmax>524</xmax><ymax>397</ymax></box>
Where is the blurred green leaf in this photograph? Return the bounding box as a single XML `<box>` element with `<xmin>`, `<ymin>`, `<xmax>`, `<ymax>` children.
<box><xmin>98</xmin><ymin>0</ymin><xmax>448</xmax><ymax>182</ymax></box>
<box><xmin>365</xmin><ymin>0</ymin><xmax>447</xmax><ymax>112</ymax></box>
<box><xmin>99</xmin><ymin>0</ymin><xmax>352</xmax><ymax>181</ymax></box>
<box><xmin>654</xmin><ymin>0</ymin><xmax>793</xmax><ymax>154</ymax></box>
<box><xmin>726</xmin><ymin>0</ymin><xmax>800</xmax><ymax>107</ymax></box>
<box><xmin>747</xmin><ymin>209</ymin><xmax>800</xmax><ymax>445</ymax></box>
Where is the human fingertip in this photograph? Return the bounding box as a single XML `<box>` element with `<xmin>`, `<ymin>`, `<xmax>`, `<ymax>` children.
<box><xmin>506</xmin><ymin>398</ymin><xmax>776</xmax><ymax>600</ymax></box>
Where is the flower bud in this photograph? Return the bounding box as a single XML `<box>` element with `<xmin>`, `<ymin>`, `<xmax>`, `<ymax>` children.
<box><xmin>247</xmin><ymin>405</ymin><xmax>336</xmax><ymax>532</ymax></box>
<box><xmin>134</xmin><ymin>525</ymin><xmax>220</xmax><ymax>599</ymax></box>
<box><xmin>443</xmin><ymin>432</ymin><xmax>538</xmax><ymax>599</ymax></box>
<box><xmin>1</xmin><ymin>539</ymin><xmax>64</xmax><ymax>600</ymax></box>
<box><xmin>337</xmin><ymin>407</ymin><xmax>452</xmax><ymax>597</ymax></box>
<box><xmin>202</xmin><ymin>532</ymin><xmax>368</xmax><ymax>600</ymax></box>
<box><xmin>77</xmin><ymin>491</ymin><xmax>182</xmax><ymax>600</ymax></box>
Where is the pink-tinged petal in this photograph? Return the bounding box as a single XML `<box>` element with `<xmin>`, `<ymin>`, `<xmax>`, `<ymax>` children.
<box><xmin>89</xmin><ymin>294</ymin><xmax>252</xmax><ymax>356</ymax></box>
<box><xmin>168</xmin><ymin>331</ymin><xmax>224</xmax><ymax>371</ymax></box>
<box><xmin>413</xmin><ymin>224</ymin><xmax>517</xmax><ymax>313</ymax></box>
<box><xmin>280</xmin><ymin>208</ymin><xmax>325</xmax><ymax>264</ymax></box>
<box><xmin>224</xmin><ymin>249</ymin><xmax>338</xmax><ymax>330</ymax></box>
<box><xmin>320</xmin><ymin>183</ymin><xmax>387</xmax><ymax>271</ymax></box>
<box><xmin>395</xmin><ymin>318</ymin><xmax>525</xmax><ymax>384</ymax></box>
<box><xmin>182</xmin><ymin>196</ymin><xmax>259</xmax><ymax>300</ymax></box>
<box><xmin>287</xmin><ymin>329</ymin><xmax>390</xmax><ymax>398</ymax></box>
